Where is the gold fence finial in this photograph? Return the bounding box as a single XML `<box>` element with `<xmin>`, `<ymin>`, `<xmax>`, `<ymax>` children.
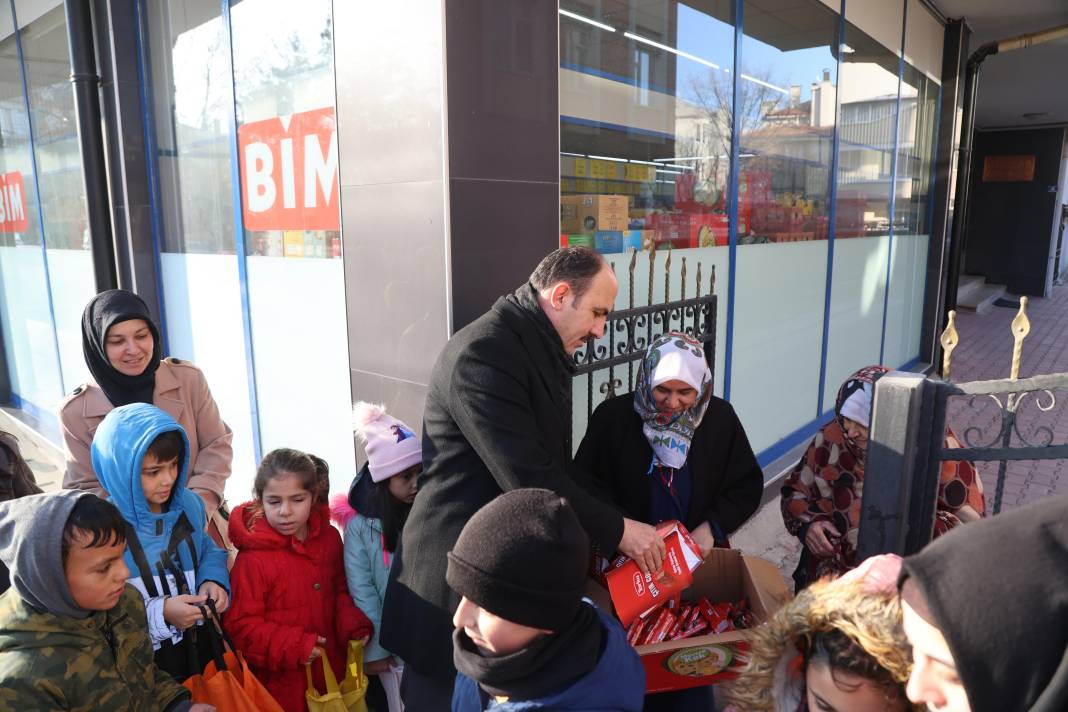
<box><xmin>1010</xmin><ymin>296</ymin><xmax>1031</xmax><ymax>380</ymax></box>
<box><xmin>940</xmin><ymin>310</ymin><xmax>959</xmax><ymax>380</ymax></box>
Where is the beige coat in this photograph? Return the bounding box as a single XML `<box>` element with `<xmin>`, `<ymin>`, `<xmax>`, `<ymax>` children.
<box><xmin>59</xmin><ymin>357</ymin><xmax>232</xmax><ymax>516</ymax></box>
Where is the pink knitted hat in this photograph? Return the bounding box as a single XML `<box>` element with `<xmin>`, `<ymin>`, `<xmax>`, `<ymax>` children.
<box><xmin>352</xmin><ymin>402</ymin><xmax>422</xmax><ymax>482</ymax></box>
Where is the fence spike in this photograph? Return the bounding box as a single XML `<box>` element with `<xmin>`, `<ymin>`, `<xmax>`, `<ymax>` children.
<box><xmin>628</xmin><ymin>249</ymin><xmax>637</xmax><ymax>310</ymax></box>
<box><xmin>648</xmin><ymin>242</ymin><xmax>657</xmax><ymax>307</ymax></box>
<box><xmin>664</xmin><ymin>244</ymin><xmax>672</xmax><ymax>304</ymax></box>
<box><xmin>939</xmin><ymin>310</ymin><xmax>958</xmax><ymax>380</ymax></box>
<box><xmin>681</xmin><ymin>258</ymin><xmax>687</xmax><ymax>302</ymax></box>
<box><xmin>696</xmin><ymin>263</ymin><xmax>702</xmax><ymax>300</ymax></box>
<box><xmin>1010</xmin><ymin>297</ymin><xmax>1031</xmax><ymax>380</ymax></box>
<box><xmin>710</xmin><ymin>264</ymin><xmax>716</xmax><ymax>295</ymax></box>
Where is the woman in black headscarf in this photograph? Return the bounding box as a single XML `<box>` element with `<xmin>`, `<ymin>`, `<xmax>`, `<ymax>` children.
<box><xmin>898</xmin><ymin>494</ymin><xmax>1068</xmax><ymax>712</ymax></box>
<box><xmin>59</xmin><ymin>289</ymin><xmax>233</xmax><ymax>519</ymax></box>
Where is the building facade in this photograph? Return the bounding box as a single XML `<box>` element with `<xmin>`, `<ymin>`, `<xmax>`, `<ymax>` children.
<box><xmin>0</xmin><ymin>0</ymin><xmax>953</xmax><ymax>500</ymax></box>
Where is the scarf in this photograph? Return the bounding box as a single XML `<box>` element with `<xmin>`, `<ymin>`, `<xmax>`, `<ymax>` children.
<box><xmin>81</xmin><ymin>289</ymin><xmax>162</xmax><ymax>407</ymax></box>
<box><xmin>633</xmin><ymin>332</ymin><xmax>713</xmax><ymax>469</ymax></box>
<box><xmin>453</xmin><ymin>602</ymin><xmax>602</xmax><ymax>701</ymax></box>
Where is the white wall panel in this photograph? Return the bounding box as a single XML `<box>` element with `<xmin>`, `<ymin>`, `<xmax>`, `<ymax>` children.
<box><xmin>846</xmin><ymin>0</ymin><xmax>904</xmax><ymax>58</ymax></box>
<box><xmin>731</xmin><ymin>241</ymin><xmax>827</xmax><ymax>453</ymax></box>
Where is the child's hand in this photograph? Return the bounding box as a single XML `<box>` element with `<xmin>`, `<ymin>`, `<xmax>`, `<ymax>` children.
<box><xmin>198</xmin><ymin>581</ymin><xmax>230</xmax><ymax>613</ymax></box>
<box><xmin>303</xmin><ymin>636</ymin><xmax>327</xmax><ymax>665</ymax></box>
<box><xmin>163</xmin><ymin>594</ymin><xmax>207</xmax><ymax>630</ymax></box>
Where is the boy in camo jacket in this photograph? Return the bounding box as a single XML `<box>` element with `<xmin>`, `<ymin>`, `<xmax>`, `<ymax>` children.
<box><xmin>0</xmin><ymin>491</ymin><xmax>211</xmax><ymax>712</ymax></box>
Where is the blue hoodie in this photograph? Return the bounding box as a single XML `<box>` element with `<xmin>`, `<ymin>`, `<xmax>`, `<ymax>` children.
<box><xmin>91</xmin><ymin>402</ymin><xmax>229</xmax><ymax>650</ymax></box>
<box><xmin>452</xmin><ymin>606</ymin><xmax>646</xmax><ymax>712</ymax></box>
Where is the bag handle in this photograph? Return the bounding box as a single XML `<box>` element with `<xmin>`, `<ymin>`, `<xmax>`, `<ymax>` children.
<box><xmin>198</xmin><ymin>597</ymin><xmax>240</xmax><ymax>673</ymax></box>
<box><xmin>305</xmin><ymin>649</ymin><xmax>341</xmax><ymax>694</ymax></box>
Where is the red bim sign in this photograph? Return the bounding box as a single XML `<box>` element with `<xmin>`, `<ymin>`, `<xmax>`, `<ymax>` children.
<box><xmin>0</xmin><ymin>171</ymin><xmax>28</xmax><ymax>233</ymax></box>
<box><xmin>237</xmin><ymin>107</ymin><xmax>340</xmax><ymax>231</ymax></box>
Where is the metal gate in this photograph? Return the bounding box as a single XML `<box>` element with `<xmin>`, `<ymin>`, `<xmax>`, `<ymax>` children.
<box><xmin>566</xmin><ymin>246</ymin><xmax>718</xmax><ymax>451</ymax></box>
<box><xmin>857</xmin><ymin>299</ymin><xmax>1068</xmax><ymax>560</ymax></box>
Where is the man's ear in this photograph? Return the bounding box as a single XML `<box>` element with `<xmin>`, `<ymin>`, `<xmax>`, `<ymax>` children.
<box><xmin>548</xmin><ymin>282</ymin><xmax>571</xmax><ymax>310</ymax></box>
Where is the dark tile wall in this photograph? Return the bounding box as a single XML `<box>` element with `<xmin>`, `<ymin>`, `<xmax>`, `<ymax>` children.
<box><xmin>445</xmin><ymin>0</ymin><xmax>560</xmax><ymax>329</ymax></box>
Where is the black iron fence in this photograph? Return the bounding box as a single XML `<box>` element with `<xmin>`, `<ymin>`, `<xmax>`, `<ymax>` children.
<box><xmin>566</xmin><ymin>246</ymin><xmax>718</xmax><ymax>451</ymax></box>
<box><xmin>857</xmin><ymin>300</ymin><xmax>1068</xmax><ymax>559</ymax></box>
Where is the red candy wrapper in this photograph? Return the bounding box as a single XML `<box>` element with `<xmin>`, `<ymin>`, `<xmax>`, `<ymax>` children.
<box><xmin>626</xmin><ymin>617</ymin><xmax>650</xmax><ymax>646</ymax></box>
<box><xmin>643</xmin><ymin>608</ymin><xmax>677</xmax><ymax>645</ymax></box>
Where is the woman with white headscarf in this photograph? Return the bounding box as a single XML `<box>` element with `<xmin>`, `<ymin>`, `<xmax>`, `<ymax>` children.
<box><xmin>575</xmin><ymin>332</ymin><xmax>763</xmax><ymax>556</ymax></box>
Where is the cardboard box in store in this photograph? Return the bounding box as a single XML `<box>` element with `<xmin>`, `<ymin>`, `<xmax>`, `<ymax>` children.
<box><xmin>563</xmin><ymin>233</ymin><xmax>595</xmax><ymax>249</ymax></box>
<box><xmin>283</xmin><ymin>230</ymin><xmax>305</xmax><ymax>258</ymax></box>
<box><xmin>650</xmin><ymin>213</ymin><xmax>729</xmax><ymax>249</ymax></box>
<box><xmin>561</xmin><ymin>195</ymin><xmax>629</xmax><ymax>233</ymax></box>
<box><xmin>588</xmin><ymin>548</ymin><xmax>790</xmax><ymax>694</ymax></box>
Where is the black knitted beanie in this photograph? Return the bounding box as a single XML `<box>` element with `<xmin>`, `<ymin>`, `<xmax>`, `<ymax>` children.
<box><xmin>446</xmin><ymin>488</ymin><xmax>590</xmax><ymax>631</ymax></box>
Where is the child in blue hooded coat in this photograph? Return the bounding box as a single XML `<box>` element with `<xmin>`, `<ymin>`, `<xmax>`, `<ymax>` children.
<box><xmin>448</xmin><ymin>488</ymin><xmax>645</xmax><ymax>712</ymax></box>
<box><xmin>91</xmin><ymin>402</ymin><xmax>231</xmax><ymax>681</ymax></box>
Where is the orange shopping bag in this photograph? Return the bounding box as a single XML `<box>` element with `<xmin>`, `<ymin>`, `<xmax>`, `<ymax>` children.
<box><xmin>183</xmin><ymin>600</ymin><xmax>285</xmax><ymax>712</ymax></box>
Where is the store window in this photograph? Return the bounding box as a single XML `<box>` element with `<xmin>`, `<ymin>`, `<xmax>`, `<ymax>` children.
<box><xmin>730</xmin><ymin>0</ymin><xmax>840</xmax><ymax>453</ymax></box>
<box><xmin>20</xmin><ymin>5</ymin><xmax>94</xmax><ymax>393</ymax></box>
<box><xmin>0</xmin><ymin>21</ymin><xmax>64</xmax><ymax>414</ymax></box>
<box><xmin>147</xmin><ymin>0</ymin><xmax>353</xmax><ymax>497</ymax></box>
<box><xmin>883</xmin><ymin>63</ymin><xmax>938</xmax><ymax>368</ymax></box>
<box><xmin>823</xmin><ymin>20</ymin><xmax>902</xmax><ymax>406</ymax></box>
<box><xmin>231</xmin><ymin>0</ymin><xmax>356</xmax><ymax>491</ymax></box>
<box><xmin>559</xmin><ymin>0</ymin><xmax>735</xmax><ymax>415</ymax></box>
<box><xmin>147</xmin><ymin>0</ymin><xmax>257</xmax><ymax>482</ymax></box>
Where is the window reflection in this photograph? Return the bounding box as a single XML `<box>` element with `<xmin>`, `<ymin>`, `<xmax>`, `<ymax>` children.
<box><xmin>559</xmin><ymin>0</ymin><xmax>735</xmax><ymax>254</ymax></box>
<box><xmin>739</xmin><ymin>0</ymin><xmax>840</xmax><ymax>244</ymax></box>
<box><xmin>894</xmin><ymin>64</ymin><xmax>938</xmax><ymax>236</ymax></box>
<box><xmin>150</xmin><ymin>0</ymin><xmax>235</xmax><ymax>254</ymax></box>
<box><xmin>20</xmin><ymin>7</ymin><xmax>87</xmax><ymax>251</ymax></box>
<box><xmin>834</xmin><ymin>23</ymin><xmax>901</xmax><ymax>239</ymax></box>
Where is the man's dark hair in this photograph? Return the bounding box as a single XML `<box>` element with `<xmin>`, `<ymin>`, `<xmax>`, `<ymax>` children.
<box><xmin>146</xmin><ymin>429</ymin><xmax>183</xmax><ymax>468</ymax></box>
<box><xmin>529</xmin><ymin>247</ymin><xmax>607</xmax><ymax>301</ymax></box>
<box><xmin>61</xmin><ymin>496</ymin><xmax>127</xmax><ymax>564</ymax></box>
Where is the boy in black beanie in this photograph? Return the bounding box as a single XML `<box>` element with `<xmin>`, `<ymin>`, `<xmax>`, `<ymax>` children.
<box><xmin>447</xmin><ymin>488</ymin><xmax>645</xmax><ymax>711</ymax></box>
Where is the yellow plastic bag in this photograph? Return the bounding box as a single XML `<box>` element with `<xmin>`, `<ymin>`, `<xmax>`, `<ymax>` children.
<box><xmin>305</xmin><ymin>651</ymin><xmax>348</xmax><ymax>712</ymax></box>
<box><xmin>340</xmin><ymin>641</ymin><xmax>369</xmax><ymax>712</ymax></box>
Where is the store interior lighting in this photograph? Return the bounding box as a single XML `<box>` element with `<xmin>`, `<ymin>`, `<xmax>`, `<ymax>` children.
<box><xmin>558</xmin><ymin>8</ymin><xmax>616</xmax><ymax>33</ymax></box>
<box><xmin>623</xmin><ymin>31</ymin><xmax>720</xmax><ymax>70</ymax></box>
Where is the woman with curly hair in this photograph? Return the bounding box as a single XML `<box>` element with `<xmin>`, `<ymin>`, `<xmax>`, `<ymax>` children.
<box><xmin>721</xmin><ymin>557</ymin><xmax>920</xmax><ymax>712</ymax></box>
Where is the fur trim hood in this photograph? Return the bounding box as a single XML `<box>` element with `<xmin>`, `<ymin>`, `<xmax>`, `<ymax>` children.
<box><xmin>721</xmin><ymin>578</ymin><xmax>921</xmax><ymax>712</ymax></box>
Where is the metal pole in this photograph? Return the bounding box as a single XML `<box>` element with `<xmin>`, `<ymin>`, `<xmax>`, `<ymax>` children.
<box><xmin>64</xmin><ymin>0</ymin><xmax>117</xmax><ymax>292</ymax></box>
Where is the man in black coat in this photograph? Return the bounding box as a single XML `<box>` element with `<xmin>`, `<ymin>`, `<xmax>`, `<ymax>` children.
<box><xmin>380</xmin><ymin>248</ymin><xmax>665</xmax><ymax>710</ymax></box>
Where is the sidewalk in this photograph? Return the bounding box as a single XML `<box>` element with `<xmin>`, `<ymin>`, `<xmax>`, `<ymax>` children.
<box><xmin>944</xmin><ymin>283</ymin><xmax>1068</xmax><ymax>512</ymax></box>
<box><xmin>1</xmin><ymin>408</ymin><xmax>64</xmax><ymax>492</ymax></box>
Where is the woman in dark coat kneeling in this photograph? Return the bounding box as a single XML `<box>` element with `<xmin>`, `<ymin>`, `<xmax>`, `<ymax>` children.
<box><xmin>576</xmin><ymin>331</ymin><xmax>763</xmax><ymax>556</ymax></box>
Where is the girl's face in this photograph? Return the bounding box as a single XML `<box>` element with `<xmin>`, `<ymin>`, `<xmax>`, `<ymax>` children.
<box><xmin>105</xmin><ymin>318</ymin><xmax>154</xmax><ymax>376</ymax></box>
<box><xmin>261</xmin><ymin>472</ymin><xmax>314</xmax><ymax>540</ymax></box>
<box><xmin>387</xmin><ymin>464</ymin><xmax>420</xmax><ymax>504</ymax></box>
<box><xmin>653</xmin><ymin>379</ymin><xmax>699</xmax><ymax>414</ymax></box>
<box><xmin>806</xmin><ymin>659</ymin><xmax>906</xmax><ymax>712</ymax></box>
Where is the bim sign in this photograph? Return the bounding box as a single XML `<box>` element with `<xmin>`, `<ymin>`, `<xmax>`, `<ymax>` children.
<box><xmin>238</xmin><ymin>107</ymin><xmax>340</xmax><ymax>231</ymax></box>
<box><xmin>0</xmin><ymin>171</ymin><xmax>28</xmax><ymax>233</ymax></box>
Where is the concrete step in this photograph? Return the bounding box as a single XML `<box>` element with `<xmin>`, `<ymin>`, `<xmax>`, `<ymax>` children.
<box><xmin>959</xmin><ymin>274</ymin><xmax>986</xmax><ymax>291</ymax></box>
<box><xmin>957</xmin><ymin>281</ymin><xmax>1007</xmax><ymax>314</ymax></box>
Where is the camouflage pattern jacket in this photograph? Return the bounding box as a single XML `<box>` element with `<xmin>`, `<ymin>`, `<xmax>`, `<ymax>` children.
<box><xmin>0</xmin><ymin>586</ymin><xmax>189</xmax><ymax>711</ymax></box>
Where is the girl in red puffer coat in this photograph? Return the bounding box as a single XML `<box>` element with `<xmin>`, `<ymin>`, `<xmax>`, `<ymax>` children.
<box><xmin>226</xmin><ymin>448</ymin><xmax>374</xmax><ymax>712</ymax></box>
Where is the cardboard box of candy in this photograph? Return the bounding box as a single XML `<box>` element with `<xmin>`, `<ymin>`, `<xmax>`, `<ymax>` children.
<box><xmin>589</xmin><ymin>530</ymin><xmax>790</xmax><ymax>693</ymax></box>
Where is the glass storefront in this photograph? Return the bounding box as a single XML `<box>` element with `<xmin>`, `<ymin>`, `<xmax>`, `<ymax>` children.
<box><xmin>0</xmin><ymin>0</ymin><xmax>947</xmax><ymax>490</ymax></box>
<box><xmin>560</xmin><ymin>0</ymin><xmax>943</xmax><ymax>462</ymax></box>
<box><xmin>0</xmin><ymin>1</ymin><xmax>89</xmax><ymax>431</ymax></box>
<box><xmin>146</xmin><ymin>0</ymin><xmax>354</xmax><ymax>498</ymax></box>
